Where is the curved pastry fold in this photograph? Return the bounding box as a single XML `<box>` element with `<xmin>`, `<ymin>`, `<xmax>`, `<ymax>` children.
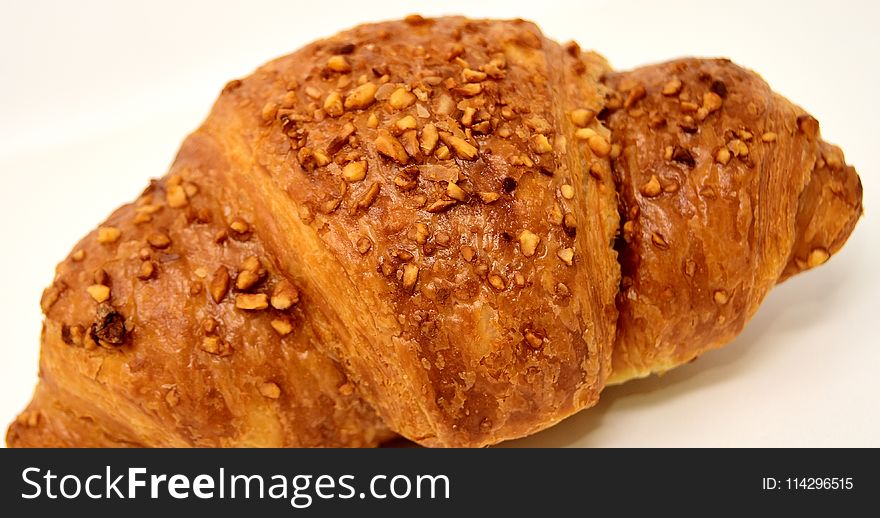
<box><xmin>7</xmin><ymin>17</ymin><xmax>862</xmax><ymax>448</ymax></box>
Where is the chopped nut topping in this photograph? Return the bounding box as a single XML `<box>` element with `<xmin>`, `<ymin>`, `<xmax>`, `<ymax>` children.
<box><xmin>664</xmin><ymin>146</ymin><xmax>674</xmax><ymax>160</ymax></box>
<box><xmin>574</xmin><ymin>127</ymin><xmax>596</xmax><ymax>140</ymax></box>
<box><xmin>488</xmin><ymin>274</ymin><xmax>506</xmax><ymax>290</ymax></box>
<box><xmin>166</xmin><ymin>184</ymin><xmax>188</xmax><ymax>208</ymax></box>
<box><xmin>270</xmin><ymin>279</ymin><xmax>299</xmax><ymax>310</ymax></box>
<box><xmin>426</xmin><ymin>199</ymin><xmax>457</xmax><ymax>213</ymax></box>
<box><xmin>137</xmin><ymin>260</ymin><xmax>155</xmax><ymax>280</ymax></box>
<box><xmin>375</xmin><ymin>130</ymin><xmax>409</xmax><ymax>164</ymax></box>
<box><xmin>259</xmin><ymin>382</ymin><xmax>281</xmax><ymax>399</ymax></box>
<box><xmin>761</xmin><ymin>132</ymin><xmax>777</xmax><ymax>142</ymax></box>
<box><xmin>87</xmin><ymin>284</ymin><xmax>110</xmax><ymax>303</ymax></box>
<box><xmin>229</xmin><ymin>218</ymin><xmax>250</xmax><ymax>236</ymax></box>
<box><xmin>446</xmin><ymin>181</ymin><xmax>467</xmax><ymax>201</ymax></box>
<box><xmin>326</xmin><ymin>55</ymin><xmax>351</xmax><ymax>73</ymax></box>
<box><xmin>236</xmin><ymin>257</ymin><xmax>266</xmax><ymax>291</ymax></box>
<box><xmin>560</xmin><ymin>184</ymin><xmax>575</xmax><ymax>200</ymax></box>
<box><xmin>420</xmin><ymin>124</ymin><xmax>439</xmax><ymax>155</ymax></box>
<box><xmin>435</xmin><ymin>145</ymin><xmax>451</xmax><ymax>160</ymax></box>
<box><xmin>461</xmin><ymin>68</ymin><xmax>487</xmax><ymax>82</ymax></box>
<box><xmin>479</xmin><ymin>192</ymin><xmax>501</xmax><ymax>204</ymax></box>
<box><xmin>401</xmin><ymin>263</ymin><xmax>419</xmax><ymax>293</ymax></box>
<box><xmin>97</xmin><ymin>227</ymin><xmax>121</xmax><ymax>244</ymax></box>
<box><xmin>530</xmin><ymin>134</ymin><xmax>553</xmax><ymax>154</ymax></box>
<box><xmin>624</xmin><ymin>84</ymin><xmax>646</xmax><ymax>109</ymax></box>
<box><xmin>588</xmin><ymin>135</ymin><xmax>611</xmax><ymax>157</ymax></box>
<box><xmin>342</xmin><ymin>160</ymin><xmax>368</xmax><ymax>182</ymax></box>
<box><xmin>715</xmin><ymin>147</ymin><xmax>731</xmax><ymax>165</ymax></box>
<box><xmin>210</xmin><ymin>266</ymin><xmax>231</xmax><ymax>303</ymax></box>
<box><xmin>72</xmin><ymin>249</ymin><xmax>85</xmax><ymax>261</ymax></box>
<box><xmin>570</xmin><ymin>108</ymin><xmax>596</xmax><ymax>127</ymax></box>
<box><xmin>662</xmin><ymin>78</ymin><xmax>683</xmax><ymax>96</ymax></box>
<box><xmin>728</xmin><ymin>139</ymin><xmax>749</xmax><ymax>157</ymax></box>
<box><xmin>640</xmin><ymin>175</ymin><xmax>662</xmax><ymax>197</ymax></box>
<box><xmin>92</xmin><ymin>303</ymin><xmax>126</xmax><ymax>345</ymax></box>
<box><xmin>389</xmin><ymin>88</ymin><xmax>416</xmax><ymax>110</ymax></box>
<box><xmin>807</xmin><ymin>247</ymin><xmax>830</xmax><ymax>268</ymax></box>
<box><xmin>610</xmin><ymin>144</ymin><xmax>622</xmax><ymax>160</ymax></box>
<box><xmin>235</xmin><ymin>293</ymin><xmax>268</xmax><ymax>310</ymax></box>
<box><xmin>556</xmin><ymin>247</ymin><xmax>574</xmax><ymax>266</ymax></box>
<box><xmin>356</xmin><ymin>182</ymin><xmax>381</xmax><ymax>210</ymax></box>
<box><xmin>304</xmin><ymin>86</ymin><xmax>322</xmax><ymax>99</ymax></box>
<box><xmin>323</xmin><ymin>91</ymin><xmax>344</xmax><ymax>117</ymax></box>
<box><xmin>439</xmin><ymin>133</ymin><xmax>478</xmax><ymax>160</ymax></box>
<box><xmin>680</xmin><ymin>101</ymin><xmax>698</xmax><ymax>112</ymax></box>
<box><xmin>344</xmin><ymin>82</ymin><xmax>377</xmax><ymax>110</ymax></box>
<box><xmin>519</xmin><ymin>230</ymin><xmax>541</xmax><ymax>258</ymax></box>
<box><xmin>797</xmin><ymin>114</ymin><xmax>819</xmax><ymax>139</ymax></box>
<box><xmin>147</xmin><ymin>232</ymin><xmax>171</xmax><ymax>249</ymax></box>
<box><xmin>454</xmin><ymin>83</ymin><xmax>482</xmax><ymax>97</ymax></box>
<box><xmin>701</xmin><ymin>92</ymin><xmax>723</xmax><ymax>114</ymax></box>
<box><xmin>714</xmin><ymin>290</ymin><xmax>729</xmax><ymax>305</ymax></box>
<box><xmin>524</xmin><ymin>330</ymin><xmax>543</xmax><ymax>349</ymax></box>
<box><xmin>356</xmin><ymin>236</ymin><xmax>373</xmax><ymax>254</ymax></box>
<box><xmin>367</xmin><ymin>112</ymin><xmax>379</xmax><ymax>128</ymax></box>
<box><xmin>201</xmin><ymin>336</ymin><xmax>232</xmax><ymax>356</ymax></box>
<box><xmin>261</xmin><ymin>101</ymin><xmax>279</xmax><ymax>122</ymax></box>
<box><xmin>460</xmin><ymin>245</ymin><xmax>475</xmax><ymax>262</ymax></box>
<box><xmin>395</xmin><ymin>115</ymin><xmax>418</xmax><ymax>131</ymax></box>
<box><xmin>409</xmin><ymin>222</ymin><xmax>430</xmax><ymax>244</ymax></box>
<box><xmin>271</xmin><ymin>317</ymin><xmax>293</xmax><ymax>336</ymax></box>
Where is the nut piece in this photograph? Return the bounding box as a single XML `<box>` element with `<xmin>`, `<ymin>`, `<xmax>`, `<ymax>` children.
<box><xmin>530</xmin><ymin>134</ymin><xmax>553</xmax><ymax>154</ymax></box>
<box><xmin>439</xmin><ymin>133</ymin><xmax>478</xmax><ymax>160</ymax></box>
<box><xmin>556</xmin><ymin>247</ymin><xmax>574</xmax><ymax>266</ymax></box>
<box><xmin>761</xmin><ymin>132</ymin><xmax>777</xmax><ymax>143</ymax></box>
<box><xmin>570</xmin><ymin>108</ymin><xmax>596</xmax><ymax>127</ymax></box>
<box><xmin>518</xmin><ymin>230</ymin><xmax>541</xmax><ymax>258</ymax></box>
<box><xmin>401</xmin><ymin>263</ymin><xmax>419</xmax><ymax>293</ymax></box>
<box><xmin>323</xmin><ymin>92</ymin><xmax>344</xmax><ymax>117</ymax></box>
<box><xmin>446</xmin><ymin>182</ymin><xmax>467</xmax><ymax>202</ymax></box>
<box><xmin>588</xmin><ymin>135</ymin><xmax>611</xmax><ymax>157</ymax></box>
<box><xmin>426</xmin><ymin>199</ymin><xmax>457</xmax><ymax>213</ymax></box>
<box><xmin>715</xmin><ymin>147</ymin><xmax>731</xmax><ymax>165</ymax></box>
<box><xmin>375</xmin><ymin>130</ymin><xmax>409</xmax><ymax>164</ymax></box>
<box><xmin>420</xmin><ymin>123</ymin><xmax>439</xmax><ymax>155</ymax></box>
<box><xmin>356</xmin><ymin>182</ymin><xmax>381</xmax><ymax>211</ymax></box>
<box><xmin>166</xmin><ymin>184</ymin><xmax>188</xmax><ymax>208</ymax></box>
<box><xmin>235</xmin><ymin>293</ymin><xmax>269</xmax><ymax>310</ymax></box>
<box><xmin>210</xmin><ymin>266</ymin><xmax>231</xmax><ymax>303</ymax></box>
<box><xmin>356</xmin><ymin>236</ymin><xmax>372</xmax><ymax>254</ymax></box>
<box><xmin>137</xmin><ymin>260</ymin><xmax>155</xmax><ymax>280</ymax></box>
<box><xmin>271</xmin><ymin>318</ymin><xmax>293</xmax><ymax>336</ymax></box>
<box><xmin>259</xmin><ymin>382</ymin><xmax>281</xmax><ymax>399</ymax></box>
<box><xmin>271</xmin><ymin>279</ymin><xmax>300</xmax><ymax>310</ymax></box>
<box><xmin>395</xmin><ymin>115</ymin><xmax>418</xmax><ymax>132</ymax></box>
<box><xmin>662</xmin><ymin>78</ymin><xmax>683</xmax><ymax>96</ymax></box>
<box><xmin>702</xmin><ymin>92</ymin><xmax>723</xmax><ymax>113</ymax></box>
<box><xmin>344</xmin><ymin>82</ymin><xmax>377</xmax><ymax>110</ymax></box>
<box><xmin>574</xmin><ymin>128</ymin><xmax>597</xmax><ymax>140</ymax></box>
<box><xmin>97</xmin><ymin>227</ymin><xmax>121</xmax><ymax>244</ymax></box>
<box><xmin>640</xmin><ymin>175</ymin><xmax>662</xmax><ymax>197</ymax></box>
<box><xmin>147</xmin><ymin>232</ymin><xmax>171</xmax><ymax>249</ymax></box>
<box><xmin>460</xmin><ymin>245</ymin><xmax>475</xmax><ymax>262</ymax></box>
<box><xmin>560</xmin><ymin>184</ymin><xmax>575</xmax><ymax>199</ymax></box>
<box><xmin>342</xmin><ymin>160</ymin><xmax>368</xmax><ymax>182</ymax></box>
<box><xmin>807</xmin><ymin>247</ymin><xmax>830</xmax><ymax>268</ymax></box>
<box><xmin>389</xmin><ymin>88</ymin><xmax>416</xmax><ymax>110</ymax></box>
<box><xmin>713</xmin><ymin>290</ymin><xmax>729</xmax><ymax>305</ymax></box>
<box><xmin>461</xmin><ymin>68</ymin><xmax>487</xmax><ymax>82</ymax></box>
<box><xmin>454</xmin><ymin>83</ymin><xmax>482</xmax><ymax>97</ymax></box>
<box><xmin>86</xmin><ymin>284</ymin><xmax>111</xmax><ymax>303</ymax></box>
<box><xmin>326</xmin><ymin>55</ymin><xmax>351</xmax><ymax>73</ymax></box>
<box><xmin>479</xmin><ymin>192</ymin><xmax>501</xmax><ymax>204</ymax></box>
<box><xmin>488</xmin><ymin>274</ymin><xmax>506</xmax><ymax>291</ymax></box>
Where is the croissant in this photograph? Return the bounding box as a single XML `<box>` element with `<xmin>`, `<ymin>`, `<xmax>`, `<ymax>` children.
<box><xmin>7</xmin><ymin>16</ymin><xmax>862</xmax><ymax>448</ymax></box>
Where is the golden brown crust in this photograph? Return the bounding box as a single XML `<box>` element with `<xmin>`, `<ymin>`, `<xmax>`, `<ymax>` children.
<box><xmin>7</xmin><ymin>18</ymin><xmax>863</xmax><ymax>447</ymax></box>
<box><xmin>602</xmin><ymin>59</ymin><xmax>863</xmax><ymax>383</ymax></box>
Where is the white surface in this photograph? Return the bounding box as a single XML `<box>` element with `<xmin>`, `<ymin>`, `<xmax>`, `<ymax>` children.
<box><xmin>1</xmin><ymin>0</ymin><xmax>877</xmax><ymax>447</ymax></box>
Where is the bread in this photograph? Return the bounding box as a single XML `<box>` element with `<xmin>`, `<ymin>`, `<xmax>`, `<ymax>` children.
<box><xmin>7</xmin><ymin>16</ymin><xmax>862</xmax><ymax>448</ymax></box>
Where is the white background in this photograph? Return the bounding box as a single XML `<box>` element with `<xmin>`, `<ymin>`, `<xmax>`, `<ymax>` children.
<box><xmin>1</xmin><ymin>0</ymin><xmax>877</xmax><ymax>447</ymax></box>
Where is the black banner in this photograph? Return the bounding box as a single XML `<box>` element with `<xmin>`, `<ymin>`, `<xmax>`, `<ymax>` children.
<box><xmin>0</xmin><ymin>448</ymin><xmax>874</xmax><ymax>515</ymax></box>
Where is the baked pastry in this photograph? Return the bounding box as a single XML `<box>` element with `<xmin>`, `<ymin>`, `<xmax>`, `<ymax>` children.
<box><xmin>7</xmin><ymin>16</ymin><xmax>862</xmax><ymax>448</ymax></box>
